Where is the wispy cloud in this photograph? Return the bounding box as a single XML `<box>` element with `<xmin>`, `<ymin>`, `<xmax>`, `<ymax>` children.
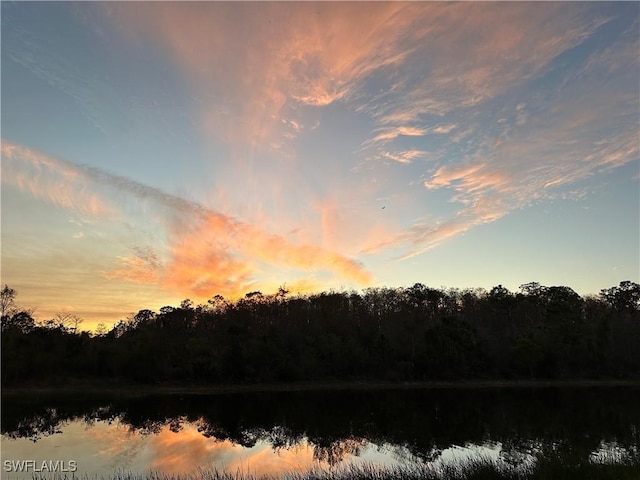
<box><xmin>105</xmin><ymin>246</ymin><xmax>161</xmax><ymax>285</ymax></box>
<box><xmin>431</xmin><ymin>125</ymin><xmax>457</xmax><ymax>135</ymax></box>
<box><xmin>365</xmin><ymin>125</ymin><xmax>457</xmax><ymax>150</ymax></box>
<box><xmin>368</xmin><ymin>127</ymin><xmax>428</xmax><ymax>146</ymax></box>
<box><xmin>424</xmin><ymin>164</ymin><xmax>509</xmax><ymax>198</ymax></box>
<box><xmin>381</xmin><ymin>150</ymin><xmax>428</xmax><ymax>164</ymax></box>
<box><xmin>2</xmin><ymin>141</ymin><xmax>373</xmax><ymax>297</ymax></box>
<box><xmin>353</xmin><ymin>3</ymin><xmax>612</xmax><ymax>160</ymax></box>
<box><xmin>1</xmin><ymin>142</ymin><xmax>115</xmax><ymax>218</ymax></box>
<box><xmin>347</xmin><ymin>3</ymin><xmax>637</xmax><ymax>258</ymax></box>
<box><xmin>4</xmin><ymin>1</ymin><xmax>636</xmax><ymax>312</ymax></box>
<box><xmin>107</xmin><ymin>2</ymin><xmax>625</xmax><ymax>265</ymax></box>
<box><xmin>371</xmin><ymin>95</ymin><xmax>639</xmax><ymax>258</ymax></box>
<box><xmin>109</xmin><ymin>1</ymin><xmax>432</xmax><ymax>164</ymax></box>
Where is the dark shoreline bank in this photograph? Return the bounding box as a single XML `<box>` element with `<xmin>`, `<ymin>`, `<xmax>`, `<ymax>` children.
<box><xmin>3</xmin><ymin>378</ymin><xmax>640</xmax><ymax>397</ymax></box>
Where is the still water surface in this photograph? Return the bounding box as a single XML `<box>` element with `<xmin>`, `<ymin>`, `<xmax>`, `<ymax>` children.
<box><xmin>2</xmin><ymin>386</ymin><xmax>638</xmax><ymax>478</ymax></box>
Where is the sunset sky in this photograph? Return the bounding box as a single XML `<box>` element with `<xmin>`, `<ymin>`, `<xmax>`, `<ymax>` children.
<box><xmin>2</xmin><ymin>2</ymin><xmax>639</xmax><ymax>330</ymax></box>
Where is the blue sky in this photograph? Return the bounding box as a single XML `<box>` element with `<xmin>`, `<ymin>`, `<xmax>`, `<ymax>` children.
<box><xmin>2</xmin><ymin>2</ymin><xmax>638</xmax><ymax>329</ymax></box>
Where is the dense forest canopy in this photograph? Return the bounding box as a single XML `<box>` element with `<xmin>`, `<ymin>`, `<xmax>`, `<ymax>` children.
<box><xmin>1</xmin><ymin>281</ymin><xmax>639</xmax><ymax>386</ymax></box>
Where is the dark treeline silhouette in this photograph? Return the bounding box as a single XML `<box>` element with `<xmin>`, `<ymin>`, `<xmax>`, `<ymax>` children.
<box><xmin>1</xmin><ymin>281</ymin><xmax>639</xmax><ymax>386</ymax></box>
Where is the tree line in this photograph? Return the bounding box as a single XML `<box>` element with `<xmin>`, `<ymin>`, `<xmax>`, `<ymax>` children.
<box><xmin>1</xmin><ymin>281</ymin><xmax>639</xmax><ymax>386</ymax></box>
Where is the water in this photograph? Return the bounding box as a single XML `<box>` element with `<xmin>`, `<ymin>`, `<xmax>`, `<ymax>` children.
<box><xmin>1</xmin><ymin>386</ymin><xmax>638</xmax><ymax>479</ymax></box>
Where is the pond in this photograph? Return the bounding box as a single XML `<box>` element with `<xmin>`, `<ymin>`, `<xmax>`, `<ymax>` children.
<box><xmin>1</xmin><ymin>386</ymin><xmax>639</xmax><ymax>479</ymax></box>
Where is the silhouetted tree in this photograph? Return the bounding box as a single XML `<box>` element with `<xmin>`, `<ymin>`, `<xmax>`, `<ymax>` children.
<box><xmin>2</xmin><ymin>281</ymin><xmax>639</xmax><ymax>387</ymax></box>
<box><xmin>0</xmin><ymin>284</ymin><xmax>17</xmax><ymax>318</ymax></box>
<box><xmin>600</xmin><ymin>281</ymin><xmax>640</xmax><ymax>312</ymax></box>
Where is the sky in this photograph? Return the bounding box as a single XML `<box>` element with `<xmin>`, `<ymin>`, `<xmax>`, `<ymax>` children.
<box><xmin>1</xmin><ymin>1</ymin><xmax>639</xmax><ymax>331</ymax></box>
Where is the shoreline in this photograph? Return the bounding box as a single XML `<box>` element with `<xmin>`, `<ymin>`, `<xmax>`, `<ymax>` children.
<box><xmin>3</xmin><ymin>378</ymin><xmax>640</xmax><ymax>396</ymax></box>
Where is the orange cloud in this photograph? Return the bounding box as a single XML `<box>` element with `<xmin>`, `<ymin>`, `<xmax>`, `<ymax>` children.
<box><xmin>157</xmin><ymin>205</ymin><xmax>374</xmax><ymax>298</ymax></box>
<box><xmin>106</xmin><ymin>2</ymin><xmax>616</xmax><ymax>268</ymax></box>
<box><xmin>1</xmin><ymin>142</ymin><xmax>114</xmax><ymax>218</ymax></box>
<box><xmin>425</xmin><ymin>164</ymin><xmax>510</xmax><ymax>199</ymax></box>
<box><xmin>237</xmin><ymin>223</ymin><xmax>373</xmax><ymax>286</ymax></box>
<box><xmin>162</xmin><ymin>219</ymin><xmax>256</xmax><ymax>297</ymax></box>
<box><xmin>430</xmin><ymin>125</ymin><xmax>457</xmax><ymax>135</ymax></box>
<box><xmin>4</xmin><ymin>141</ymin><xmax>373</xmax><ymax>301</ymax></box>
<box><xmin>364</xmin><ymin>198</ymin><xmax>508</xmax><ymax>260</ymax></box>
<box><xmin>381</xmin><ymin>150</ymin><xmax>428</xmax><ymax>164</ymax></box>
<box><xmin>104</xmin><ymin>246</ymin><xmax>161</xmax><ymax>285</ymax></box>
<box><xmin>109</xmin><ymin>2</ymin><xmax>423</xmax><ymax>154</ymax></box>
<box><xmin>394</xmin><ymin>121</ymin><xmax>637</xmax><ymax>258</ymax></box>
<box><xmin>368</xmin><ymin>127</ymin><xmax>428</xmax><ymax>146</ymax></box>
<box><xmin>367</xmin><ymin>88</ymin><xmax>638</xmax><ymax>260</ymax></box>
<box><xmin>357</xmin><ymin>3</ymin><xmax>612</xmax><ymax>159</ymax></box>
<box><xmin>6</xmin><ymin>2</ymin><xmax>634</xmax><ymax>300</ymax></box>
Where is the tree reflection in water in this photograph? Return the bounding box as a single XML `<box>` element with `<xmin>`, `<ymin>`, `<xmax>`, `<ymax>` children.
<box><xmin>2</xmin><ymin>387</ymin><xmax>639</xmax><ymax>476</ymax></box>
